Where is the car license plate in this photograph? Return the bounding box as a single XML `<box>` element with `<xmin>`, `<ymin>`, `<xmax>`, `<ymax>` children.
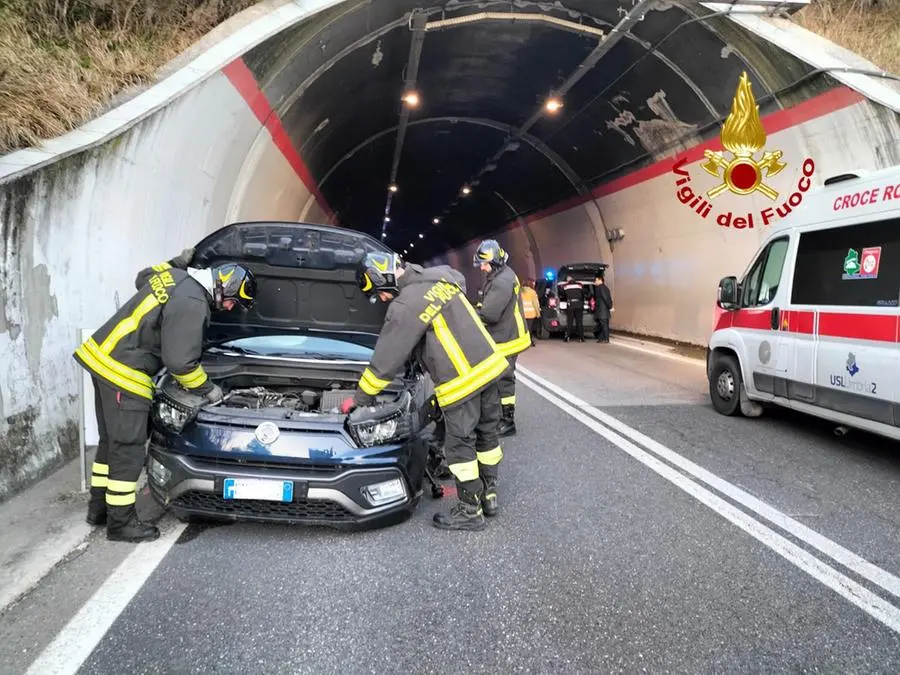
<box><xmin>223</xmin><ymin>478</ymin><xmax>293</xmax><ymax>502</ymax></box>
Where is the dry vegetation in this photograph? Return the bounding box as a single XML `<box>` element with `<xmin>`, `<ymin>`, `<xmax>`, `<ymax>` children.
<box><xmin>794</xmin><ymin>0</ymin><xmax>900</xmax><ymax>75</ymax></box>
<box><xmin>0</xmin><ymin>0</ymin><xmax>897</xmax><ymax>156</ymax></box>
<box><xmin>0</xmin><ymin>0</ymin><xmax>257</xmax><ymax>154</ymax></box>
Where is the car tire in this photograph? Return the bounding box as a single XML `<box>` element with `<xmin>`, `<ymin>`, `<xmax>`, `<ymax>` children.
<box><xmin>709</xmin><ymin>353</ymin><xmax>743</xmax><ymax>416</ymax></box>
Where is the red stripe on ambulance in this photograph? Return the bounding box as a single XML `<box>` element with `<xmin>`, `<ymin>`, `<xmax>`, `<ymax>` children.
<box><xmin>817</xmin><ymin>312</ymin><xmax>898</xmax><ymax>342</ymax></box>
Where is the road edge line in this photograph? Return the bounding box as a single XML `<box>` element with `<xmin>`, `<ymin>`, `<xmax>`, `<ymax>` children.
<box><xmin>24</xmin><ymin>522</ymin><xmax>187</xmax><ymax>675</ymax></box>
<box><xmin>517</xmin><ymin>371</ymin><xmax>900</xmax><ymax>635</ymax></box>
<box><xmin>518</xmin><ymin>365</ymin><xmax>900</xmax><ymax>602</ymax></box>
<box><xmin>610</xmin><ymin>336</ymin><xmax>706</xmax><ymax>367</ymax></box>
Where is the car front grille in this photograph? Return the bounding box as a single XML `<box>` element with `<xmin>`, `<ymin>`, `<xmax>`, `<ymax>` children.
<box><xmin>188</xmin><ymin>456</ymin><xmax>343</xmax><ymax>474</ymax></box>
<box><xmin>171</xmin><ymin>490</ymin><xmax>354</xmax><ymax>522</ymax></box>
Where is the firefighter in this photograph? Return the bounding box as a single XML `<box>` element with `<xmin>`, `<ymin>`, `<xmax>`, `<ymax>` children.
<box><xmin>340</xmin><ymin>253</ymin><xmax>508</xmax><ymax>531</ymax></box>
<box><xmin>561</xmin><ymin>275</ymin><xmax>585</xmax><ymax>342</ymax></box>
<box><xmin>473</xmin><ymin>239</ymin><xmax>531</xmax><ymax>436</ymax></box>
<box><xmin>74</xmin><ymin>250</ymin><xmax>257</xmax><ymax>542</ymax></box>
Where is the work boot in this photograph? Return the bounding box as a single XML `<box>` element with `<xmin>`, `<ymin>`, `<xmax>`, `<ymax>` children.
<box><xmin>107</xmin><ymin>505</ymin><xmax>160</xmax><ymax>543</ymax></box>
<box><xmin>86</xmin><ymin>487</ymin><xmax>107</xmax><ymax>526</ymax></box>
<box><xmin>497</xmin><ymin>404</ymin><xmax>516</xmax><ymax>437</ymax></box>
<box><xmin>433</xmin><ymin>489</ymin><xmax>485</xmax><ymax>531</ymax></box>
<box><xmin>482</xmin><ymin>478</ymin><xmax>499</xmax><ymax>517</ymax></box>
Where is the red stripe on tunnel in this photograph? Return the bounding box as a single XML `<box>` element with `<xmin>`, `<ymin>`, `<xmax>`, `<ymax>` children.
<box><xmin>222</xmin><ymin>58</ymin><xmax>335</xmax><ymax>222</ymax></box>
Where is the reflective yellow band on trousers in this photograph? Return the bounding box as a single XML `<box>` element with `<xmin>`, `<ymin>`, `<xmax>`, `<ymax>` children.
<box><xmin>107</xmin><ymin>479</ymin><xmax>137</xmax><ymax>493</ymax></box>
<box><xmin>174</xmin><ymin>365</ymin><xmax>208</xmax><ymax>389</ymax></box>
<box><xmin>76</xmin><ymin>339</ymin><xmax>154</xmax><ymax>400</ymax></box>
<box><xmin>476</xmin><ymin>446</ymin><xmax>503</xmax><ymax>466</ymax></box>
<box><xmin>91</xmin><ymin>475</ymin><xmax>108</xmax><ymax>488</ymax></box>
<box><xmin>105</xmin><ymin>492</ymin><xmax>136</xmax><ymax>506</ymax></box>
<box><xmin>92</xmin><ymin>462</ymin><xmax>109</xmax><ymax>475</ymax></box>
<box><xmin>359</xmin><ymin>367</ymin><xmax>391</xmax><ymax>396</ymax></box>
<box><xmin>434</xmin><ymin>351</ymin><xmax>508</xmax><ymax>408</ymax></box>
<box><xmin>500</xmin><ymin>395</ymin><xmax>516</xmax><ymax>406</ymax></box>
<box><xmin>448</xmin><ymin>459</ymin><xmax>479</xmax><ymax>483</ymax></box>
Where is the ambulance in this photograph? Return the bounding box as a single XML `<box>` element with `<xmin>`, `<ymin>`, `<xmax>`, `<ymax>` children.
<box><xmin>707</xmin><ymin>163</ymin><xmax>900</xmax><ymax>440</ymax></box>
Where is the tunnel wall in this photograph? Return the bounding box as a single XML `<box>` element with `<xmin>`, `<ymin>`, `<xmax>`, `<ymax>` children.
<box><xmin>0</xmin><ymin>21</ymin><xmax>334</xmax><ymax>501</ymax></box>
<box><xmin>431</xmin><ymin>88</ymin><xmax>900</xmax><ymax>346</ymax></box>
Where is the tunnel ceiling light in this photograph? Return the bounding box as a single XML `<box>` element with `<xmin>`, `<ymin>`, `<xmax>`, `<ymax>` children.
<box><xmin>381</xmin><ymin>233</ymin><xmax>387</xmax><ymax>239</ymax></box>
<box><xmin>432</xmin><ymin>217</ymin><xmax>440</xmax><ymax>225</ymax></box>
<box><xmin>545</xmin><ymin>97</ymin><xmax>564</xmax><ymax>113</ymax></box>
<box><xmin>402</xmin><ymin>91</ymin><xmax>420</xmax><ymax>107</ymax></box>
<box><xmin>389</xmin><ymin>184</ymin><xmax>399</xmax><ymax>193</ymax></box>
<box><xmin>410</xmin><ymin>243</ymin><xmax>415</xmax><ymax>248</ymax></box>
<box><xmin>419</xmin><ymin>233</ymin><xmax>424</xmax><ymax>239</ymax></box>
<box><xmin>384</xmin><ymin>216</ymin><xmax>391</xmax><ymax>222</ymax></box>
<box><xmin>404</xmin><ymin>249</ymin><xmax>408</xmax><ymax>254</ymax></box>
<box><xmin>461</xmin><ymin>186</ymin><xmax>471</xmax><ymax>195</ymax></box>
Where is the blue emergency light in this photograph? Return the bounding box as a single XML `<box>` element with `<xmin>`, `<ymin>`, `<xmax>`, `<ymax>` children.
<box><xmin>544</xmin><ymin>269</ymin><xmax>555</xmax><ymax>282</ymax></box>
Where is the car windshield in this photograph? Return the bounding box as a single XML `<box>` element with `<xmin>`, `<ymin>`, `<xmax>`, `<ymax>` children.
<box><xmin>214</xmin><ymin>335</ymin><xmax>373</xmax><ymax>361</ymax></box>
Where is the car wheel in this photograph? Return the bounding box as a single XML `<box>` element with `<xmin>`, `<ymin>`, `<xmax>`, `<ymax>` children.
<box><xmin>709</xmin><ymin>353</ymin><xmax>743</xmax><ymax>416</ymax></box>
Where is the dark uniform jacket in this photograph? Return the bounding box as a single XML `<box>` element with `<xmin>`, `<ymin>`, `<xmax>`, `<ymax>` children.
<box><xmin>353</xmin><ymin>264</ymin><xmax>508</xmax><ymax>410</ymax></box>
<box><xmin>478</xmin><ymin>265</ymin><xmax>531</xmax><ymax>358</ymax></box>
<box><xmin>595</xmin><ymin>284</ymin><xmax>613</xmax><ymax>319</ymax></box>
<box><xmin>561</xmin><ymin>280</ymin><xmax>585</xmax><ymax>308</ymax></box>
<box><xmin>74</xmin><ymin>258</ymin><xmax>215</xmax><ymax>401</ymax></box>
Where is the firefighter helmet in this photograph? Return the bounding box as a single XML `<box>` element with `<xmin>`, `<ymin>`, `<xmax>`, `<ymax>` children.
<box><xmin>212</xmin><ymin>264</ymin><xmax>256</xmax><ymax>310</ymax></box>
<box><xmin>357</xmin><ymin>252</ymin><xmax>401</xmax><ymax>299</ymax></box>
<box><xmin>473</xmin><ymin>239</ymin><xmax>508</xmax><ymax>268</ymax></box>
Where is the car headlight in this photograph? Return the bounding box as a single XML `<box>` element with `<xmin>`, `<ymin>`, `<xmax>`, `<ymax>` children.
<box><xmin>152</xmin><ymin>398</ymin><xmax>194</xmax><ymax>433</ymax></box>
<box><xmin>347</xmin><ymin>411</ymin><xmax>410</xmax><ymax>448</ymax></box>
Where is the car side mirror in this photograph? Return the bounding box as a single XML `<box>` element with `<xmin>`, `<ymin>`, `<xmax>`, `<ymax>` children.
<box><xmin>717</xmin><ymin>276</ymin><xmax>739</xmax><ymax>310</ymax></box>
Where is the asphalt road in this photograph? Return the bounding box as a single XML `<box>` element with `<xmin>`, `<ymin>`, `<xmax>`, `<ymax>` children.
<box><xmin>3</xmin><ymin>338</ymin><xmax>900</xmax><ymax>674</ymax></box>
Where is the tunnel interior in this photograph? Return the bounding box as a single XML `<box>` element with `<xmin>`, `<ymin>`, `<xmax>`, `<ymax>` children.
<box><xmin>240</xmin><ymin>0</ymin><xmax>835</xmax><ymax>263</ymax></box>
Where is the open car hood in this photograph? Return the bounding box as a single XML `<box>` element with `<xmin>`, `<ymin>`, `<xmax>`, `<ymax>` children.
<box><xmin>191</xmin><ymin>222</ymin><xmax>394</xmax><ymax>348</ymax></box>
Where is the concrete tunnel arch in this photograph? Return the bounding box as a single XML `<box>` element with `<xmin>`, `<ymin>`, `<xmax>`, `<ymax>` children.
<box><xmin>1</xmin><ymin>0</ymin><xmax>900</xmax><ymax>499</ymax></box>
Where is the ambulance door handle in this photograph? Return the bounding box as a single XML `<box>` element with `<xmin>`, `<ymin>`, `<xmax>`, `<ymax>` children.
<box><xmin>771</xmin><ymin>307</ymin><xmax>780</xmax><ymax>330</ymax></box>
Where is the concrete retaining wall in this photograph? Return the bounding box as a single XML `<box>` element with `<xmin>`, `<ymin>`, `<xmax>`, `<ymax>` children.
<box><xmin>0</xmin><ymin>3</ymin><xmax>336</xmax><ymax>501</ymax></box>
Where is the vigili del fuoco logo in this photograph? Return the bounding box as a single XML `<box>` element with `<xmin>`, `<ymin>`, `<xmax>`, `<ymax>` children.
<box><xmin>671</xmin><ymin>72</ymin><xmax>816</xmax><ymax>229</ymax></box>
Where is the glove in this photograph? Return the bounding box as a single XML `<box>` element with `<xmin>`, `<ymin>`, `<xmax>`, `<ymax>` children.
<box><xmin>205</xmin><ymin>384</ymin><xmax>224</xmax><ymax>404</ymax></box>
<box><xmin>172</xmin><ymin>247</ymin><xmax>195</xmax><ymax>269</ymax></box>
<box><xmin>339</xmin><ymin>397</ymin><xmax>357</xmax><ymax>415</ymax></box>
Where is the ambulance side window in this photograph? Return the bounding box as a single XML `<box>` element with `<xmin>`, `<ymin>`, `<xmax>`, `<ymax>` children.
<box><xmin>792</xmin><ymin>218</ymin><xmax>900</xmax><ymax>307</ymax></box>
<box><xmin>741</xmin><ymin>237</ymin><xmax>789</xmax><ymax>307</ymax></box>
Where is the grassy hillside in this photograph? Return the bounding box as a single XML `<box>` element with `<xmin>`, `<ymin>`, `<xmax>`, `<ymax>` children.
<box><xmin>0</xmin><ymin>0</ymin><xmax>897</xmax><ymax>156</ymax></box>
<box><xmin>795</xmin><ymin>0</ymin><xmax>900</xmax><ymax>75</ymax></box>
<box><xmin>0</xmin><ymin>0</ymin><xmax>257</xmax><ymax>154</ymax></box>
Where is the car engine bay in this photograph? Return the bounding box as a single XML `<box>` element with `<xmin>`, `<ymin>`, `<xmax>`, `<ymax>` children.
<box><xmin>219</xmin><ymin>384</ymin><xmax>395</xmax><ymax>413</ymax></box>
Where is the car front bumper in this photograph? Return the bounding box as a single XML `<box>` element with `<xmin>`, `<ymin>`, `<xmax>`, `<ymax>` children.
<box><xmin>146</xmin><ymin>446</ymin><xmax>420</xmax><ymax>531</ymax></box>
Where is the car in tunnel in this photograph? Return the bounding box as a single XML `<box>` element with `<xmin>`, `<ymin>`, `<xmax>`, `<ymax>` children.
<box><xmin>145</xmin><ymin>221</ymin><xmax>436</xmax><ymax>530</ymax></box>
<box><xmin>536</xmin><ymin>263</ymin><xmax>609</xmax><ymax>338</ymax></box>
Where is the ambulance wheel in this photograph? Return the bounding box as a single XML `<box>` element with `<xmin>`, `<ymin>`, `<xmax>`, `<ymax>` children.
<box><xmin>710</xmin><ymin>353</ymin><xmax>742</xmax><ymax>416</ymax></box>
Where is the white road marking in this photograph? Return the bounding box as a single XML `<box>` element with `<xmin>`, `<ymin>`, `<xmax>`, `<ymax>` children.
<box><xmin>610</xmin><ymin>336</ymin><xmax>707</xmax><ymax>367</ymax></box>
<box><xmin>519</xmin><ymin>365</ymin><xmax>900</xmax><ymax>601</ymax></box>
<box><xmin>517</xmin><ymin>368</ymin><xmax>900</xmax><ymax>635</ymax></box>
<box><xmin>25</xmin><ymin>522</ymin><xmax>187</xmax><ymax>675</ymax></box>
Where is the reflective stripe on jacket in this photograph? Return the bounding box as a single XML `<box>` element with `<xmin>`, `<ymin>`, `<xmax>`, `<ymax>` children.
<box><xmin>73</xmin><ymin>262</ymin><xmax>213</xmax><ymax>400</ymax></box>
<box><xmin>353</xmin><ymin>264</ymin><xmax>508</xmax><ymax>410</ymax></box>
<box><xmin>478</xmin><ymin>265</ymin><xmax>531</xmax><ymax>357</ymax></box>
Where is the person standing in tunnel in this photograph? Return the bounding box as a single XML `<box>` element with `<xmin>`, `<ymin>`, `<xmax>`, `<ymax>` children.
<box><xmin>561</xmin><ymin>275</ymin><xmax>585</xmax><ymax>342</ymax></box>
<box><xmin>73</xmin><ymin>250</ymin><xmax>257</xmax><ymax>542</ymax></box>
<box><xmin>593</xmin><ymin>273</ymin><xmax>614</xmax><ymax>343</ymax></box>
<box><xmin>521</xmin><ymin>278</ymin><xmax>541</xmax><ymax>347</ymax></box>
<box><xmin>474</xmin><ymin>239</ymin><xmax>531</xmax><ymax>436</ymax></box>
<box><xmin>340</xmin><ymin>253</ymin><xmax>508</xmax><ymax>530</ymax></box>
